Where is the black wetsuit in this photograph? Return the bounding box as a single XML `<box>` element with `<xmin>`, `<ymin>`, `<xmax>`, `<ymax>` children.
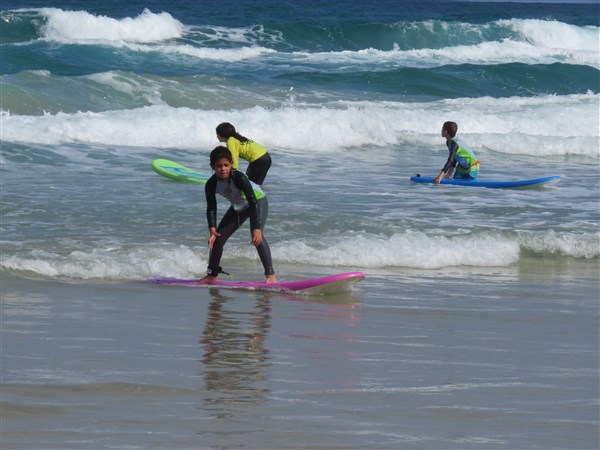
<box><xmin>204</xmin><ymin>169</ymin><xmax>274</xmax><ymax>276</ymax></box>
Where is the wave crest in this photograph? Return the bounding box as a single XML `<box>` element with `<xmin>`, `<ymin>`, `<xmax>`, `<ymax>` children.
<box><xmin>2</xmin><ymin>230</ymin><xmax>596</xmax><ymax>281</ymax></box>
<box><xmin>40</xmin><ymin>7</ymin><xmax>184</xmax><ymax>44</ymax></box>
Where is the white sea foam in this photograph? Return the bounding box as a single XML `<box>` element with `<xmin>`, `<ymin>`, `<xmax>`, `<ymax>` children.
<box><xmin>1</xmin><ymin>245</ymin><xmax>206</xmax><ymax>280</ymax></box>
<box><xmin>2</xmin><ymin>93</ymin><xmax>598</xmax><ymax>158</ymax></box>
<box><xmin>521</xmin><ymin>230</ymin><xmax>600</xmax><ymax>259</ymax></box>
<box><xmin>291</xmin><ymin>36</ymin><xmax>598</xmax><ymax>70</ymax></box>
<box><xmin>35</xmin><ymin>8</ymin><xmax>273</xmax><ymax>61</ymax></box>
<box><xmin>40</xmin><ymin>8</ymin><xmax>184</xmax><ymax>44</ymax></box>
<box><xmin>31</xmin><ymin>9</ymin><xmax>600</xmax><ymax>68</ymax></box>
<box><xmin>267</xmin><ymin>231</ymin><xmax>521</xmax><ymax>269</ymax></box>
<box><xmin>503</xmin><ymin>18</ymin><xmax>599</xmax><ymax>52</ymax></box>
<box><xmin>2</xmin><ymin>230</ymin><xmax>596</xmax><ymax>280</ymax></box>
<box><xmin>134</xmin><ymin>43</ymin><xmax>276</xmax><ymax>61</ymax></box>
<box><xmin>284</xmin><ymin>18</ymin><xmax>600</xmax><ymax>69</ymax></box>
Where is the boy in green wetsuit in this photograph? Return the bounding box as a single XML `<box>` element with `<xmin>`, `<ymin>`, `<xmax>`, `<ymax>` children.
<box><xmin>434</xmin><ymin>121</ymin><xmax>480</xmax><ymax>184</ymax></box>
<box><xmin>216</xmin><ymin>122</ymin><xmax>272</xmax><ymax>185</ymax></box>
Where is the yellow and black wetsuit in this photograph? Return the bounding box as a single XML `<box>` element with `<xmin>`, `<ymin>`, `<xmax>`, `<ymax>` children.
<box><xmin>226</xmin><ymin>136</ymin><xmax>272</xmax><ymax>185</ymax></box>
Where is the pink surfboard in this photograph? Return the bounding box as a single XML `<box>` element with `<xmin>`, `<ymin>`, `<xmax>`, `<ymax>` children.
<box><xmin>147</xmin><ymin>271</ymin><xmax>365</xmax><ymax>294</ymax></box>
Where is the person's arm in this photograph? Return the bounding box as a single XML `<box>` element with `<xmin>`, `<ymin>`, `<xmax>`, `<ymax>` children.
<box><xmin>434</xmin><ymin>141</ymin><xmax>458</xmax><ymax>184</ymax></box>
<box><xmin>204</xmin><ymin>176</ymin><xmax>220</xmax><ymax>248</ymax></box>
<box><xmin>226</xmin><ymin>137</ymin><xmax>241</xmax><ymax>169</ymax></box>
<box><xmin>433</xmin><ymin>170</ymin><xmax>445</xmax><ymax>184</ymax></box>
<box><xmin>232</xmin><ymin>171</ymin><xmax>263</xmax><ymax>246</ymax></box>
<box><xmin>433</xmin><ymin>167</ymin><xmax>455</xmax><ymax>184</ymax></box>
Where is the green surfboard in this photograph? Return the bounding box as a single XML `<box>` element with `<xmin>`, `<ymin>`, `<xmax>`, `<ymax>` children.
<box><xmin>151</xmin><ymin>159</ymin><xmax>210</xmax><ymax>184</ymax></box>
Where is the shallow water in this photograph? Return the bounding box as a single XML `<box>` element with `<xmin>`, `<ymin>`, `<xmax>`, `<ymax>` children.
<box><xmin>3</xmin><ymin>258</ymin><xmax>599</xmax><ymax>449</ymax></box>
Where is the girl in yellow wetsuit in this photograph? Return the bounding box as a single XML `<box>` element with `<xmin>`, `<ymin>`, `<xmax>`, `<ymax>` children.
<box><xmin>216</xmin><ymin>122</ymin><xmax>272</xmax><ymax>185</ymax></box>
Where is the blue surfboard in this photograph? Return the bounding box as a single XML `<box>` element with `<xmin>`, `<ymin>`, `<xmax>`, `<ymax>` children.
<box><xmin>410</xmin><ymin>175</ymin><xmax>560</xmax><ymax>189</ymax></box>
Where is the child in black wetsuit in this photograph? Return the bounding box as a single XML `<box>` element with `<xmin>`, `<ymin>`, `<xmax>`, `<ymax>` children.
<box><xmin>196</xmin><ymin>146</ymin><xmax>277</xmax><ymax>284</ymax></box>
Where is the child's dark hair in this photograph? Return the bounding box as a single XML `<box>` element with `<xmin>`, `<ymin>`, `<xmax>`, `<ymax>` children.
<box><xmin>216</xmin><ymin>122</ymin><xmax>248</xmax><ymax>142</ymax></box>
<box><xmin>442</xmin><ymin>121</ymin><xmax>458</xmax><ymax>138</ymax></box>
<box><xmin>210</xmin><ymin>146</ymin><xmax>233</xmax><ymax>168</ymax></box>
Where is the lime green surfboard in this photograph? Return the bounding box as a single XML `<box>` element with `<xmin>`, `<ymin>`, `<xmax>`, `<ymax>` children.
<box><xmin>151</xmin><ymin>159</ymin><xmax>210</xmax><ymax>184</ymax></box>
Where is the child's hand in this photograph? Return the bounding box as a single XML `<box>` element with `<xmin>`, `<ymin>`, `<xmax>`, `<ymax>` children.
<box><xmin>251</xmin><ymin>229</ymin><xmax>263</xmax><ymax>246</ymax></box>
<box><xmin>208</xmin><ymin>227</ymin><xmax>220</xmax><ymax>249</ymax></box>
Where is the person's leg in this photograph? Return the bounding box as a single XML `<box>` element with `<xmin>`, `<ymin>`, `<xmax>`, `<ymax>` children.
<box><xmin>206</xmin><ymin>207</ymin><xmax>244</xmax><ymax>276</ymax></box>
<box><xmin>246</xmin><ymin>153</ymin><xmax>272</xmax><ymax>185</ymax></box>
<box><xmin>453</xmin><ymin>170</ymin><xmax>469</xmax><ymax>180</ymax></box>
<box><xmin>468</xmin><ymin>161</ymin><xmax>480</xmax><ymax>180</ymax></box>
<box><xmin>254</xmin><ymin>198</ymin><xmax>276</xmax><ymax>282</ymax></box>
<box><xmin>453</xmin><ymin>154</ymin><xmax>472</xmax><ymax>179</ymax></box>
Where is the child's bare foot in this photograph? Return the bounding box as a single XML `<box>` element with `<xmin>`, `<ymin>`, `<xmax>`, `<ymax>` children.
<box><xmin>196</xmin><ymin>275</ymin><xmax>218</xmax><ymax>284</ymax></box>
<box><xmin>265</xmin><ymin>274</ymin><xmax>277</xmax><ymax>284</ymax></box>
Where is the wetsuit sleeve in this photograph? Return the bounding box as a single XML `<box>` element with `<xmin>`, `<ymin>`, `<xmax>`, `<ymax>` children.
<box><xmin>442</xmin><ymin>140</ymin><xmax>459</xmax><ymax>174</ymax></box>
<box><xmin>226</xmin><ymin>137</ymin><xmax>241</xmax><ymax>170</ymax></box>
<box><xmin>232</xmin><ymin>171</ymin><xmax>262</xmax><ymax>230</ymax></box>
<box><xmin>205</xmin><ymin>175</ymin><xmax>218</xmax><ymax>229</ymax></box>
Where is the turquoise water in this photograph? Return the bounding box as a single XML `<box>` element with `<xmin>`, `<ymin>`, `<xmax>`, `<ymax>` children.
<box><xmin>1</xmin><ymin>1</ymin><xmax>599</xmax><ymax>448</ymax></box>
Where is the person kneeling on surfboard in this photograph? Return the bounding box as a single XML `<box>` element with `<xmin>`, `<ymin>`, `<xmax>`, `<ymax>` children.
<box><xmin>197</xmin><ymin>146</ymin><xmax>277</xmax><ymax>285</ymax></box>
<box><xmin>433</xmin><ymin>121</ymin><xmax>480</xmax><ymax>185</ymax></box>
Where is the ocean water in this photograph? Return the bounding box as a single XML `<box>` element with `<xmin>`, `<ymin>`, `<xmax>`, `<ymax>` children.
<box><xmin>1</xmin><ymin>1</ymin><xmax>599</xmax><ymax>449</ymax></box>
